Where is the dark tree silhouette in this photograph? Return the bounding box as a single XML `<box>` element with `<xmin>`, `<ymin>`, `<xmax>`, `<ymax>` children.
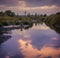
<box><xmin>56</xmin><ymin>12</ymin><xmax>60</xmax><ymax>15</ymax></box>
<box><xmin>0</xmin><ymin>11</ymin><xmax>3</xmax><ymax>16</ymax></box>
<box><xmin>4</xmin><ymin>10</ymin><xmax>15</xmax><ymax>17</ymax></box>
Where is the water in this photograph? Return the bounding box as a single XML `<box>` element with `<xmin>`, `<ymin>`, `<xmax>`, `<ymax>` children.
<box><xmin>0</xmin><ymin>23</ymin><xmax>60</xmax><ymax>58</ymax></box>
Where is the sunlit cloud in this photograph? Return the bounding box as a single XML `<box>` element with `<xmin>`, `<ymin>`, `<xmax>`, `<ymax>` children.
<box><xmin>19</xmin><ymin>5</ymin><xmax>57</xmax><ymax>11</ymax></box>
<box><xmin>19</xmin><ymin>1</ymin><xmax>26</xmax><ymax>7</ymax></box>
<box><xmin>18</xmin><ymin>39</ymin><xmax>60</xmax><ymax>58</ymax></box>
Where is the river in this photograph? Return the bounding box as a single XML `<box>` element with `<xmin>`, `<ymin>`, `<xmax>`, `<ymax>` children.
<box><xmin>0</xmin><ymin>23</ymin><xmax>60</xmax><ymax>58</ymax></box>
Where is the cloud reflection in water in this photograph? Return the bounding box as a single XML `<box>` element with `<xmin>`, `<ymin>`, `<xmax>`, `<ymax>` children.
<box><xmin>18</xmin><ymin>39</ymin><xmax>60</xmax><ymax>58</ymax></box>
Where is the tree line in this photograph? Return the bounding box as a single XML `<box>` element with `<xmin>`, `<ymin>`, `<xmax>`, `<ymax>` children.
<box><xmin>0</xmin><ymin>10</ymin><xmax>15</xmax><ymax>17</ymax></box>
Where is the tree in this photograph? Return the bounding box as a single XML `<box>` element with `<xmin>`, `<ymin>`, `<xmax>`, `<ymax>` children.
<box><xmin>56</xmin><ymin>12</ymin><xmax>60</xmax><ymax>15</ymax></box>
<box><xmin>24</xmin><ymin>11</ymin><xmax>27</xmax><ymax>16</ymax></box>
<box><xmin>10</xmin><ymin>12</ymin><xmax>15</xmax><ymax>17</ymax></box>
<box><xmin>4</xmin><ymin>10</ymin><xmax>15</xmax><ymax>17</ymax></box>
<box><xmin>44</xmin><ymin>14</ymin><xmax>47</xmax><ymax>17</ymax></box>
<box><xmin>27</xmin><ymin>13</ymin><xmax>30</xmax><ymax>17</ymax></box>
<box><xmin>0</xmin><ymin>11</ymin><xmax>3</xmax><ymax>16</ymax></box>
<box><xmin>35</xmin><ymin>13</ymin><xmax>37</xmax><ymax>17</ymax></box>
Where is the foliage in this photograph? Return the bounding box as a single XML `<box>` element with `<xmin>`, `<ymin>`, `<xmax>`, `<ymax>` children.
<box><xmin>44</xmin><ymin>13</ymin><xmax>60</xmax><ymax>34</ymax></box>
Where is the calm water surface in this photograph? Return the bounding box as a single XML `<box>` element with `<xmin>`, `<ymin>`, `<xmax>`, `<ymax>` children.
<box><xmin>0</xmin><ymin>24</ymin><xmax>60</xmax><ymax>58</ymax></box>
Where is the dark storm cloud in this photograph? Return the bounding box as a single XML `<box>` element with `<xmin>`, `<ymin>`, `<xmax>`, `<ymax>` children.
<box><xmin>0</xmin><ymin>0</ymin><xmax>19</xmax><ymax>6</ymax></box>
<box><xmin>24</xmin><ymin>0</ymin><xmax>53</xmax><ymax>7</ymax></box>
<box><xmin>24</xmin><ymin>0</ymin><xmax>60</xmax><ymax>7</ymax></box>
<box><xmin>0</xmin><ymin>0</ymin><xmax>60</xmax><ymax>7</ymax></box>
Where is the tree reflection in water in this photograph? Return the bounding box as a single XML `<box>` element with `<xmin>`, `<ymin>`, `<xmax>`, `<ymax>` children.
<box><xmin>45</xmin><ymin>21</ymin><xmax>60</xmax><ymax>34</ymax></box>
<box><xmin>0</xmin><ymin>29</ymin><xmax>11</xmax><ymax>45</ymax></box>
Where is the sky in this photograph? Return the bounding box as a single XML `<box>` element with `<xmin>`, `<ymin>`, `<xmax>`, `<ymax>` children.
<box><xmin>0</xmin><ymin>0</ymin><xmax>60</xmax><ymax>15</ymax></box>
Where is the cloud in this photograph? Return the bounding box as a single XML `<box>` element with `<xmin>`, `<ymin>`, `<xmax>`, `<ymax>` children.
<box><xmin>0</xmin><ymin>0</ymin><xmax>60</xmax><ymax>15</ymax></box>
<box><xmin>0</xmin><ymin>0</ymin><xmax>19</xmax><ymax>6</ymax></box>
<box><xmin>19</xmin><ymin>0</ymin><xmax>60</xmax><ymax>7</ymax></box>
<box><xmin>0</xmin><ymin>0</ymin><xmax>60</xmax><ymax>7</ymax></box>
